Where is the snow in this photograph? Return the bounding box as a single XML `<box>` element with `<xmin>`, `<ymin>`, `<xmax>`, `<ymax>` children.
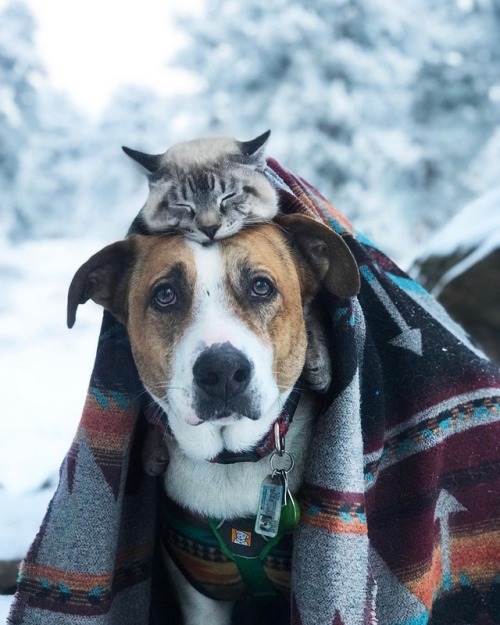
<box><xmin>0</xmin><ymin>488</ymin><xmax>54</xmax><ymax>560</ymax></box>
<box><xmin>21</xmin><ymin>0</ymin><xmax>202</xmax><ymax>117</ymax></box>
<box><xmin>0</xmin><ymin>236</ymin><xmax>107</xmax><ymax>561</ymax></box>
<box><xmin>0</xmin><ymin>595</ymin><xmax>14</xmax><ymax>623</ymax></box>
<box><xmin>415</xmin><ymin>188</ymin><xmax>500</xmax><ymax>294</ymax></box>
<box><xmin>420</xmin><ymin>188</ymin><xmax>500</xmax><ymax>260</ymax></box>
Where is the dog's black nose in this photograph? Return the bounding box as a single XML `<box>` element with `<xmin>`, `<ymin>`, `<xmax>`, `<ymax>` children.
<box><xmin>193</xmin><ymin>343</ymin><xmax>252</xmax><ymax>400</ymax></box>
<box><xmin>199</xmin><ymin>225</ymin><xmax>220</xmax><ymax>240</ymax></box>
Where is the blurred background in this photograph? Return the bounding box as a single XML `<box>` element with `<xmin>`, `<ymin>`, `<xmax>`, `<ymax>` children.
<box><xmin>1</xmin><ymin>0</ymin><xmax>499</xmax><ymax>616</ymax></box>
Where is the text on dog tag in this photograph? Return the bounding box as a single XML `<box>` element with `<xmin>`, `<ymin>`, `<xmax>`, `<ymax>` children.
<box><xmin>254</xmin><ymin>473</ymin><xmax>285</xmax><ymax>538</ymax></box>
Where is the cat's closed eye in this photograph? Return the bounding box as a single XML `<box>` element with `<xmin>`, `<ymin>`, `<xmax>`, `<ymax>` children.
<box><xmin>174</xmin><ymin>203</ymin><xmax>196</xmax><ymax>217</ymax></box>
<box><xmin>219</xmin><ymin>193</ymin><xmax>237</xmax><ymax>214</ymax></box>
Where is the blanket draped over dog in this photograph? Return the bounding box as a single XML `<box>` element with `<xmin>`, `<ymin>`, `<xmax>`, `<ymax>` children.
<box><xmin>9</xmin><ymin>160</ymin><xmax>500</xmax><ymax>625</ymax></box>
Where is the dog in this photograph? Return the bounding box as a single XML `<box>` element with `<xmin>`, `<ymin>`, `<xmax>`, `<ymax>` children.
<box><xmin>67</xmin><ymin>214</ymin><xmax>360</xmax><ymax>625</ymax></box>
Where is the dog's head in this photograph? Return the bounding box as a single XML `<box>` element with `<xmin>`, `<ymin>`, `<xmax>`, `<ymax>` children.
<box><xmin>68</xmin><ymin>215</ymin><xmax>359</xmax><ymax>460</ymax></box>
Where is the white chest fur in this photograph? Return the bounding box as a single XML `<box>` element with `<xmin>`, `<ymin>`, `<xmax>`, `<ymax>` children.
<box><xmin>163</xmin><ymin>392</ymin><xmax>317</xmax><ymax>520</ymax></box>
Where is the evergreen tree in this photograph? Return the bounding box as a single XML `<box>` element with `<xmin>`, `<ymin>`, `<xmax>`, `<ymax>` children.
<box><xmin>79</xmin><ymin>85</ymin><xmax>185</xmax><ymax>239</ymax></box>
<box><xmin>0</xmin><ymin>0</ymin><xmax>43</xmax><ymax>235</ymax></box>
<box><xmin>12</xmin><ymin>89</ymin><xmax>92</xmax><ymax>240</ymax></box>
<box><xmin>410</xmin><ymin>0</ymin><xmax>500</xmax><ymax>232</ymax></box>
<box><xmin>176</xmin><ymin>0</ymin><xmax>500</xmax><ymax>259</ymax></box>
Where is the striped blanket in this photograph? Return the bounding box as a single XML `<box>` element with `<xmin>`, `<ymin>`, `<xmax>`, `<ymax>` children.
<box><xmin>8</xmin><ymin>159</ymin><xmax>500</xmax><ymax>625</ymax></box>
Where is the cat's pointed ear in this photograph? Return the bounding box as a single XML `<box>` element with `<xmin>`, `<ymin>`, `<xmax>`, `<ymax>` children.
<box><xmin>122</xmin><ymin>146</ymin><xmax>162</xmax><ymax>173</ymax></box>
<box><xmin>237</xmin><ymin>130</ymin><xmax>271</xmax><ymax>163</ymax></box>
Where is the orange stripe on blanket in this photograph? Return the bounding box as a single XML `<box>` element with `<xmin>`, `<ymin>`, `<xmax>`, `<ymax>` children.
<box><xmin>406</xmin><ymin>546</ymin><xmax>443</xmax><ymax>609</ymax></box>
<box><xmin>450</xmin><ymin>529</ymin><xmax>500</xmax><ymax>579</ymax></box>
<box><xmin>405</xmin><ymin>528</ymin><xmax>500</xmax><ymax>608</ymax></box>
<box><xmin>168</xmin><ymin>545</ymin><xmax>241</xmax><ymax>586</ymax></box>
<box><xmin>77</xmin><ymin>430</ymin><xmax>132</xmax><ymax>451</ymax></box>
<box><xmin>20</xmin><ymin>563</ymin><xmax>112</xmax><ymax>592</ymax></box>
<box><xmin>302</xmin><ymin>511</ymin><xmax>368</xmax><ymax>535</ymax></box>
<box><xmin>80</xmin><ymin>397</ymin><xmax>137</xmax><ymax>433</ymax></box>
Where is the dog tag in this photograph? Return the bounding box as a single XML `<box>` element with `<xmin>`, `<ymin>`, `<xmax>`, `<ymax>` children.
<box><xmin>254</xmin><ymin>473</ymin><xmax>285</xmax><ymax>538</ymax></box>
<box><xmin>279</xmin><ymin>492</ymin><xmax>301</xmax><ymax>533</ymax></box>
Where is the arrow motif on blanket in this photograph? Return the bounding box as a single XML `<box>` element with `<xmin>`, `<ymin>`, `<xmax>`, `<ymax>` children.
<box><xmin>434</xmin><ymin>490</ymin><xmax>467</xmax><ymax>591</ymax></box>
<box><xmin>360</xmin><ymin>266</ymin><xmax>423</xmax><ymax>356</ymax></box>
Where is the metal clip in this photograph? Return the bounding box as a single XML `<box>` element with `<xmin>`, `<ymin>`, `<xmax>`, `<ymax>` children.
<box><xmin>274</xmin><ymin>421</ymin><xmax>285</xmax><ymax>456</ymax></box>
<box><xmin>269</xmin><ymin>450</ymin><xmax>295</xmax><ymax>475</ymax></box>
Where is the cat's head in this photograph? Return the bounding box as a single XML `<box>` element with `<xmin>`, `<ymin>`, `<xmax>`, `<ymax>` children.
<box><xmin>123</xmin><ymin>131</ymin><xmax>279</xmax><ymax>243</ymax></box>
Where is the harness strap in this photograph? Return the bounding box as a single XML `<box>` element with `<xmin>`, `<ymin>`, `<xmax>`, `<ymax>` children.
<box><xmin>208</xmin><ymin>522</ymin><xmax>276</xmax><ymax>596</ymax></box>
<box><xmin>207</xmin><ymin>498</ymin><xmax>301</xmax><ymax>597</ymax></box>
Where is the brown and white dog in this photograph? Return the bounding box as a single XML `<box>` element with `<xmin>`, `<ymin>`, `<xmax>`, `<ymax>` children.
<box><xmin>68</xmin><ymin>215</ymin><xmax>360</xmax><ymax>625</ymax></box>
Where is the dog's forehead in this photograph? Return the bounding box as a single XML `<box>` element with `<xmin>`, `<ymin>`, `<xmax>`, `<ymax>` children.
<box><xmin>132</xmin><ymin>225</ymin><xmax>295</xmax><ymax>287</ymax></box>
<box><xmin>221</xmin><ymin>226</ymin><xmax>296</xmax><ymax>283</ymax></box>
<box><xmin>131</xmin><ymin>235</ymin><xmax>197</xmax><ymax>288</ymax></box>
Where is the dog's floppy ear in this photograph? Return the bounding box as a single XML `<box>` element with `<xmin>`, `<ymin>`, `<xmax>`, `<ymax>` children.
<box><xmin>67</xmin><ymin>239</ymin><xmax>135</xmax><ymax>328</ymax></box>
<box><xmin>275</xmin><ymin>214</ymin><xmax>360</xmax><ymax>298</ymax></box>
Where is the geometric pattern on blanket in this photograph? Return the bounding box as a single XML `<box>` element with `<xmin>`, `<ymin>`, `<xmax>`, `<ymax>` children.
<box><xmin>8</xmin><ymin>158</ymin><xmax>500</xmax><ymax>625</ymax></box>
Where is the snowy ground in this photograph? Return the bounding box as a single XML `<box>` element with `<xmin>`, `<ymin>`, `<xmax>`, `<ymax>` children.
<box><xmin>0</xmin><ymin>236</ymin><xmax>108</xmax><ymax>570</ymax></box>
<box><xmin>0</xmin><ymin>595</ymin><xmax>13</xmax><ymax>622</ymax></box>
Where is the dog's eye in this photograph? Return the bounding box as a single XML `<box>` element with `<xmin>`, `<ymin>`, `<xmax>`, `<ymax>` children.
<box><xmin>251</xmin><ymin>277</ymin><xmax>274</xmax><ymax>299</ymax></box>
<box><xmin>152</xmin><ymin>284</ymin><xmax>177</xmax><ymax>309</ymax></box>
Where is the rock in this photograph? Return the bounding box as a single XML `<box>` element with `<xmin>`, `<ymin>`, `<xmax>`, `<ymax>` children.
<box><xmin>413</xmin><ymin>243</ymin><xmax>500</xmax><ymax>364</ymax></box>
<box><xmin>0</xmin><ymin>559</ymin><xmax>20</xmax><ymax>594</ymax></box>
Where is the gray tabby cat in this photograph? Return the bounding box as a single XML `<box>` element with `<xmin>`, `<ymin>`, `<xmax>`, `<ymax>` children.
<box><xmin>123</xmin><ymin>132</ymin><xmax>332</xmax><ymax>474</ymax></box>
<box><xmin>123</xmin><ymin>130</ymin><xmax>278</xmax><ymax>243</ymax></box>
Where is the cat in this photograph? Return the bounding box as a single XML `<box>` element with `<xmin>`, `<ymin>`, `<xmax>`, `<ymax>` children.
<box><xmin>122</xmin><ymin>132</ymin><xmax>333</xmax><ymax>475</ymax></box>
<box><xmin>123</xmin><ymin>130</ymin><xmax>278</xmax><ymax>243</ymax></box>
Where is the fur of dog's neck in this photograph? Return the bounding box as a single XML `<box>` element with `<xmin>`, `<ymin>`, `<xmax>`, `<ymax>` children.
<box><xmin>162</xmin><ymin>391</ymin><xmax>318</xmax><ymax>520</ymax></box>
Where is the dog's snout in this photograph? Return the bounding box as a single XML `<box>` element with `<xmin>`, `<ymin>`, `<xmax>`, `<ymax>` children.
<box><xmin>193</xmin><ymin>344</ymin><xmax>252</xmax><ymax>401</ymax></box>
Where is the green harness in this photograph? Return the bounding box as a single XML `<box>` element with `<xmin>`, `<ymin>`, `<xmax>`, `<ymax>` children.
<box><xmin>159</xmin><ymin>494</ymin><xmax>300</xmax><ymax>598</ymax></box>
<box><xmin>208</xmin><ymin>497</ymin><xmax>301</xmax><ymax>596</ymax></box>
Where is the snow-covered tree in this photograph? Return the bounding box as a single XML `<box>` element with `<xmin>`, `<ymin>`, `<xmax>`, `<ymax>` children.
<box><xmin>0</xmin><ymin>0</ymin><xmax>43</xmax><ymax>235</ymax></box>
<box><xmin>176</xmin><ymin>0</ymin><xmax>500</xmax><ymax>261</ymax></box>
<box><xmin>12</xmin><ymin>90</ymin><xmax>91</xmax><ymax>239</ymax></box>
<box><xmin>14</xmin><ymin>85</ymin><xmax>185</xmax><ymax>241</ymax></box>
<box><xmin>409</xmin><ymin>0</ymin><xmax>500</xmax><ymax>232</ymax></box>
<box><xmin>76</xmin><ymin>85</ymin><xmax>186</xmax><ymax>239</ymax></box>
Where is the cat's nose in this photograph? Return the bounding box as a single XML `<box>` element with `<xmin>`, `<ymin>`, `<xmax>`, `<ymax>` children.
<box><xmin>200</xmin><ymin>225</ymin><xmax>220</xmax><ymax>240</ymax></box>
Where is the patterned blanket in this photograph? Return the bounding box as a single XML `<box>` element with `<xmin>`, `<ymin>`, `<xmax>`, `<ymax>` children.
<box><xmin>8</xmin><ymin>159</ymin><xmax>500</xmax><ymax>625</ymax></box>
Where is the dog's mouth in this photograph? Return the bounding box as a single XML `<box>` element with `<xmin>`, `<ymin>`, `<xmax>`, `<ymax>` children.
<box><xmin>204</xmin><ymin>411</ymin><xmax>241</xmax><ymax>426</ymax></box>
<box><xmin>194</xmin><ymin>398</ymin><xmax>260</xmax><ymax>423</ymax></box>
<box><xmin>191</xmin><ymin>408</ymin><xmax>236</xmax><ymax>425</ymax></box>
